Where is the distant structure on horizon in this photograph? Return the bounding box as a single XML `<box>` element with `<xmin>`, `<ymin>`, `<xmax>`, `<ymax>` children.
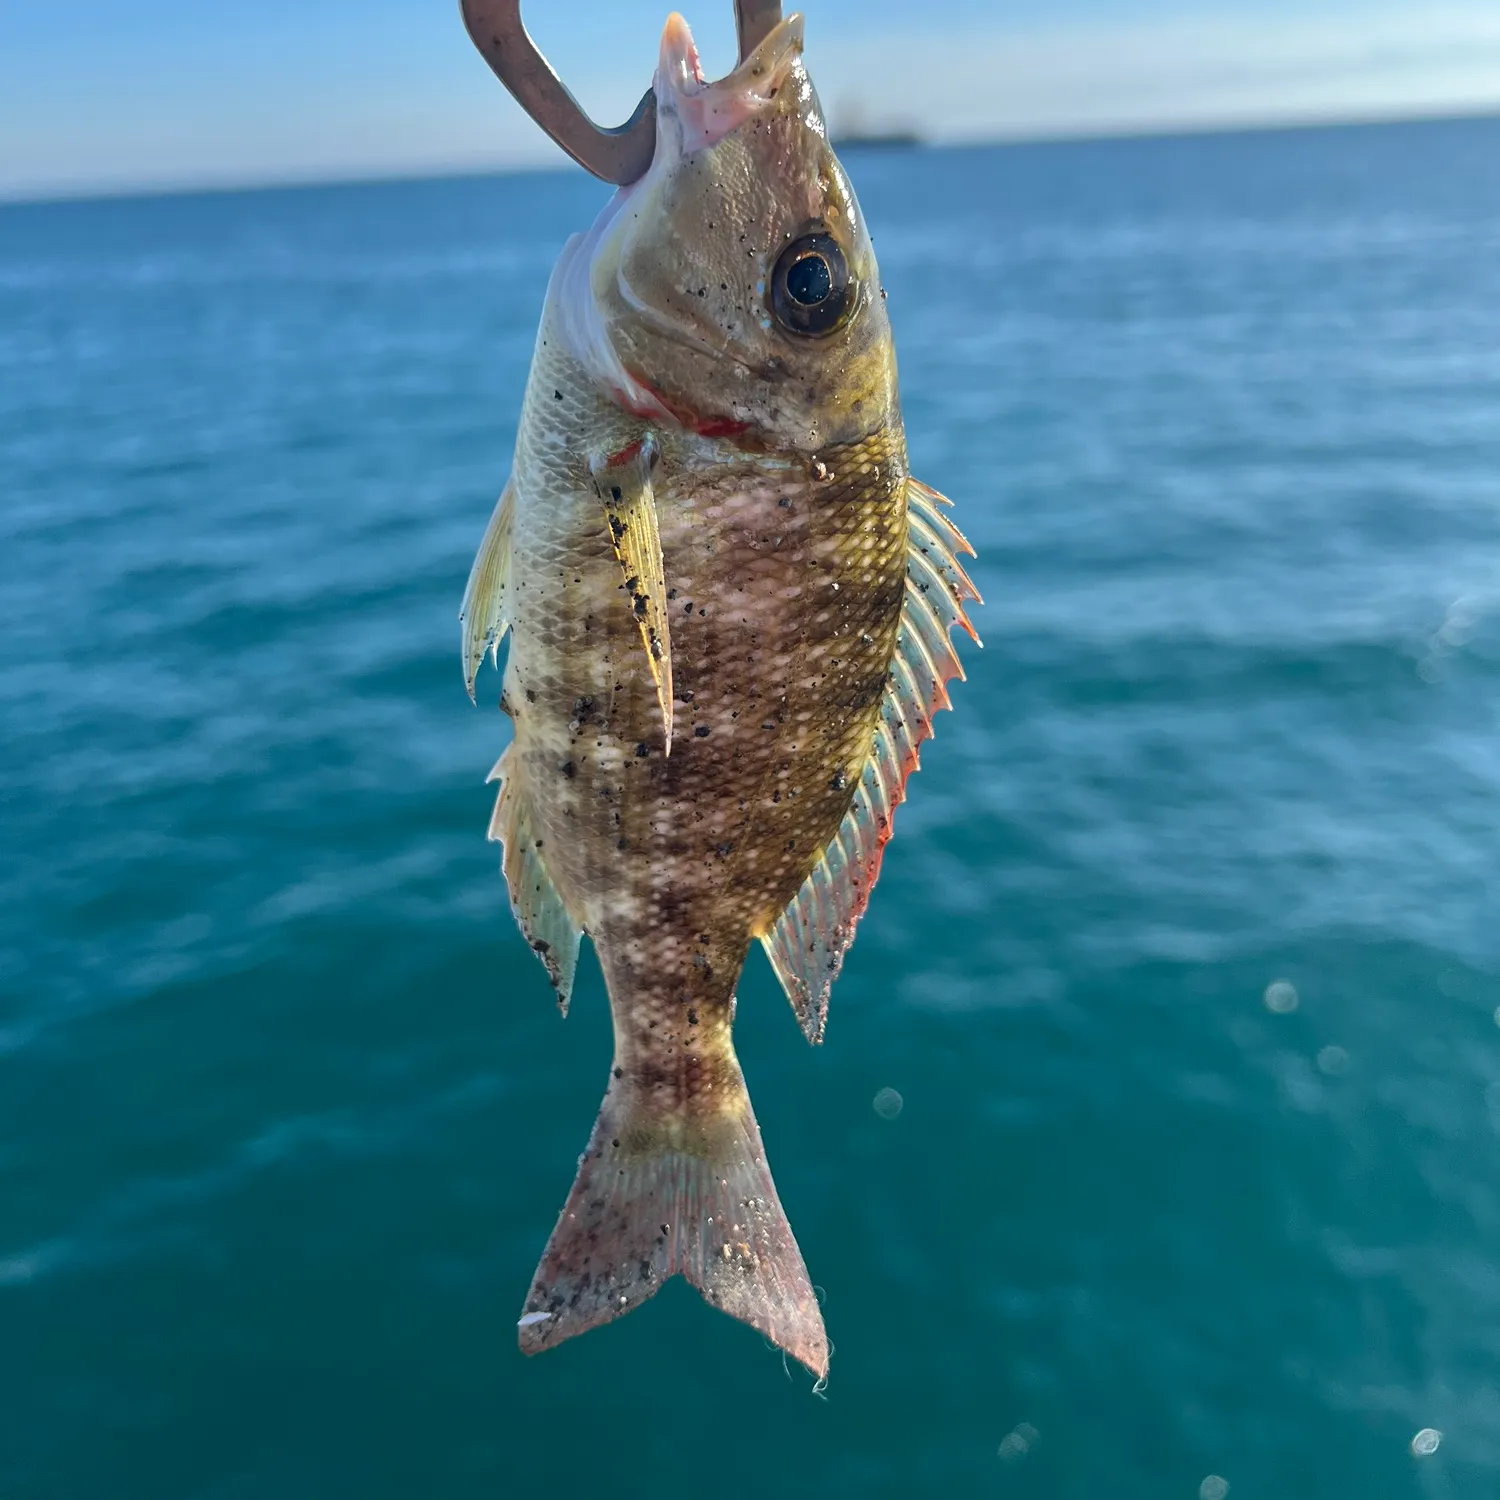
<box><xmin>829</xmin><ymin>96</ymin><xmax>923</xmax><ymax>151</ymax></box>
<box><xmin>830</xmin><ymin>128</ymin><xmax>923</xmax><ymax>150</ymax></box>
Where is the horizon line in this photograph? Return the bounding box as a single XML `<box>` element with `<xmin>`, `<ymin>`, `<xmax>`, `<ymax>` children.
<box><xmin>4</xmin><ymin>101</ymin><xmax>1498</xmax><ymax>211</ymax></box>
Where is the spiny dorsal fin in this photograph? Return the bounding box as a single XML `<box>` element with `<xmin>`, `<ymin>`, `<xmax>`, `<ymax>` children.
<box><xmin>487</xmin><ymin>745</ymin><xmax>583</xmax><ymax>1014</ymax></box>
<box><xmin>761</xmin><ymin>476</ymin><xmax>981</xmax><ymax>1043</ymax></box>
<box><xmin>590</xmin><ymin>439</ymin><xmax>674</xmax><ymax>754</ymax></box>
<box><xmin>461</xmin><ymin>476</ymin><xmax>515</xmax><ymax>701</ymax></box>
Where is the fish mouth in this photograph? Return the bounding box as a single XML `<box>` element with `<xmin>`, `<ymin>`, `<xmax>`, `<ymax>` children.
<box><xmin>655</xmin><ymin>10</ymin><xmax>807</xmax><ymax>152</ymax></box>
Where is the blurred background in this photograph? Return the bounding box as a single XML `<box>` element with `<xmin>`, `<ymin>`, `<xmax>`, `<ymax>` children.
<box><xmin>4</xmin><ymin>3</ymin><xmax>1500</xmax><ymax>1497</ymax></box>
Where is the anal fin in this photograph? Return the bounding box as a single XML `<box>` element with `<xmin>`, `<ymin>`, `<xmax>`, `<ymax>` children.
<box><xmin>590</xmin><ymin>438</ymin><xmax>674</xmax><ymax>753</ymax></box>
<box><xmin>762</xmin><ymin>475</ymin><xmax>981</xmax><ymax>1043</ymax></box>
<box><xmin>487</xmin><ymin>745</ymin><xmax>583</xmax><ymax>1013</ymax></box>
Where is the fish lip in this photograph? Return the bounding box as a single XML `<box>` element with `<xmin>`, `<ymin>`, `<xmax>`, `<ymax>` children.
<box><xmin>658</xmin><ymin>11</ymin><xmax>805</xmax><ymax>100</ymax></box>
<box><xmin>656</xmin><ymin>12</ymin><xmax>807</xmax><ymax>149</ymax></box>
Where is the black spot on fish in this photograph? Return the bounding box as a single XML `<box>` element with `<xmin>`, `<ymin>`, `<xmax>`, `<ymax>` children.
<box><xmin>830</xmin><ymin>768</ymin><xmax>848</xmax><ymax>791</ymax></box>
<box><xmin>635</xmin><ymin>742</ymin><xmax>650</xmax><ymax>758</ymax></box>
<box><xmin>553</xmin><ymin>389</ymin><xmax>563</xmax><ymax>400</ymax></box>
<box><xmin>561</xmin><ymin>760</ymin><xmax>575</xmax><ymax>779</ymax></box>
<box><xmin>525</xmin><ymin>688</ymin><xmax>536</xmax><ymax>703</ymax></box>
<box><xmin>693</xmin><ymin>725</ymin><xmax>710</xmax><ymax>738</ymax></box>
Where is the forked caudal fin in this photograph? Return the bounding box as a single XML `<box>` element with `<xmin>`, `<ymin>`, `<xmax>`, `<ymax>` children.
<box><xmin>517</xmin><ymin>1056</ymin><xmax>827</xmax><ymax>1378</ymax></box>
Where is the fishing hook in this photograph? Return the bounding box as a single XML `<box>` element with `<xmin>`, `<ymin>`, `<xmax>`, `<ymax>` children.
<box><xmin>460</xmin><ymin>1</ymin><xmax>784</xmax><ymax>185</ymax></box>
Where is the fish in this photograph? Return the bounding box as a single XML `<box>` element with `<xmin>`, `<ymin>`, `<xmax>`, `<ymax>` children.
<box><xmin>460</xmin><ymin>8</ymin><xmax>979</xmax><ymax>1380</ymax></box>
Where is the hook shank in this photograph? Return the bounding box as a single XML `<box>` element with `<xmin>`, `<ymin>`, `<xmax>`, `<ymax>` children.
<box><xmin>461</xmin><ymin>0</ymin><xmax>656</xmax><ymax>185</ymax></box>
<box><xmin>734</xmin><ymin>1</ymin><xmax>783</xmax><ymax>58</ymax></box>
<box><xmin>461</xmin><ymin>0</ymin><xmax>785</xmax><ymax>185</ymax></box>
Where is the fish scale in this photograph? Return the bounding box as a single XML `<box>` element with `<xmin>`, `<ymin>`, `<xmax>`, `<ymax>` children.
<box><xmin>506</xmin><ymin>329</ymin><xmax>908</xmax><ymax>940</ymax></box>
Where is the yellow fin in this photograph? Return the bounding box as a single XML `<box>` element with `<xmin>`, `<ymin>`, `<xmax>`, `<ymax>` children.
<box><xmin>460</xmin><ymin>476</ymin><xmax>515</xmax><ymax>701</ymax></box>
<box><xmin>761</xmin><ymin>475</ymin><xmax>981</xmax><ymax>1043</ymax></box>
<box><xmin>591</xmin><ymin>439</ymin><xmax>674</xmax><ymax>753</ymax></box>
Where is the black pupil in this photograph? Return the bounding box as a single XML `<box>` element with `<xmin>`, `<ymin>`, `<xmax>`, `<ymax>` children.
<box><xmin>785</xmin><ymin>253</ymin><xmax>832</xmax><ymax>306</ymax></box>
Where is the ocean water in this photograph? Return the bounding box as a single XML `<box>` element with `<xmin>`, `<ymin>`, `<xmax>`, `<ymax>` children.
<box><xmin>4</xmin><ymin>116</ymin><xmax>1500</xmax><ymax>1498</ymax></box>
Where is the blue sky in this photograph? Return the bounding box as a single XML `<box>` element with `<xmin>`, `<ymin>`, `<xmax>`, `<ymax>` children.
<box><xmin>3</xmin><ymin>0</ymin><xmax>1500</xmax><ymax>198</ymax></box>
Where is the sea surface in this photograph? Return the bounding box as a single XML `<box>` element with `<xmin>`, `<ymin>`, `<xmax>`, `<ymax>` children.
<box><xmin>4</xmin><ymin>116</ymin><xmax>1500</xmax><ymax>1499</ymax></box>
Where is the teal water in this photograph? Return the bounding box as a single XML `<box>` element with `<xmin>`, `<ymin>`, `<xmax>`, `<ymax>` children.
<box><xmin>5</xmin><ymin>117</ymin><xmax>1500</xmax><ymax>1498</ymax></box>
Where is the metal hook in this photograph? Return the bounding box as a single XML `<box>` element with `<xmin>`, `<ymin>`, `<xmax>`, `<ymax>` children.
<box><xmin>460</xmin><ymin>1</ymin><xmax>785</xmax><ymax>186</ymax></box>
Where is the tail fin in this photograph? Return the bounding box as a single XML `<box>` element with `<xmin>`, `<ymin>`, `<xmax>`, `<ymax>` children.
<box><xmin>517</xmin><ymin>1061</ymin><xmax>828</xmax><ymax>1378</ymax></box>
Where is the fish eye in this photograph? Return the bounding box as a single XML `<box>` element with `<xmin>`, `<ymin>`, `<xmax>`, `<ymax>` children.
<box><xmin>770</xmin><ymin>232</ymin><xmax>853</xmax><ymax>338</ymax></box>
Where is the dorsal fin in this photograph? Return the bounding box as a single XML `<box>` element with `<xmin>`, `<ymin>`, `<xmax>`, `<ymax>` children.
<box><xmin>461</xmin><ymin>476</ymin><xmax>516</xmax><ymax>700</ymax></box>
<box><xmin>590</xmin><ymin>438</ymin><xmax>674</xmax><ymax>753</ymax></box>
<box><xmin>760</xmin><ymin>477</ymin><xmax>980</xmax><ymax>1043</ymax></box>
<box><xmin>487</xmin><ymin>745</ymin><xmax>584</xmax><ymax>1014</ymax></box>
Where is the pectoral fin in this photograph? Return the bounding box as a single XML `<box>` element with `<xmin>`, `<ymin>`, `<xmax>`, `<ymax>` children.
<box><xmin>761</xmin><ymin>476</ymin><xmax>981</xmax><ymax>1043</ymax></box>
<box><xmin>590</xmin><ymin>440</ymin><xmax>674</xmax><ymax>753</ymax></box>
<box><xmin>460</xmin><ymin>476</ymin><xmax>515</xmax><ymax>701</ymax></box>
